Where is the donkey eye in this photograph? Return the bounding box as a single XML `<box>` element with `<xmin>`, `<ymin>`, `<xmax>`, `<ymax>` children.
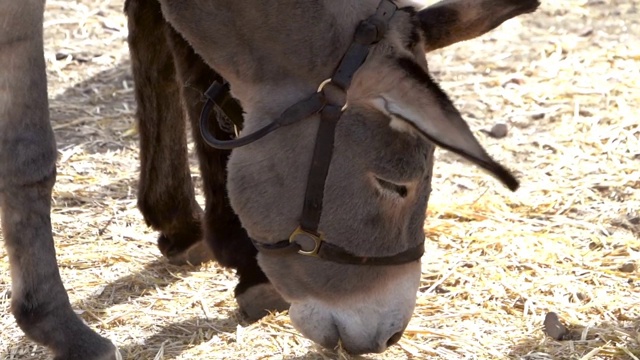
<box><xmin>375</xmin><ymin>177</ymin><xmax>408</xmax><ymax>198</ymax></box>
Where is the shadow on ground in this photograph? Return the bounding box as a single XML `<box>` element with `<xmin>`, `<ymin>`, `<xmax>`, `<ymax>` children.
<box><xmin>1</xmin><ymin>61</ymin><xmax>242</xmax><ymax>359</ymax></box>
<box><xmin>50</xmin><ymin>60</ymin><xmax>138</xmax><ymax>154</ymax></box>
<box><xmin>2</xmin><ymin>258</ymin><xmax>239</xmax><ymax>359</ymax></box>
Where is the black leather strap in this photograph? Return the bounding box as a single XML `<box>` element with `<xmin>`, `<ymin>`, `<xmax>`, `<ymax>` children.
<box><xmin>299</xmin><ymin>104</ymin><xmax>342</xmax><ymax>233</ymax></box>
<box><xmin>298</xmin><ymin>0</ymin><xmax>397</xmax><ymax>234</ymax></box>
<box><xmin>200</xmin><ymin>87</ymin><xmax>326</xmax><ymax>150</ymax></box>
<box><xmin>332</xmin><ymin>0</ymin><xmax>397</xmax><ymax>90</ymax></box>
<box><xmin>252</xmin><ymin>238</ymin><xmax>425</xmax><ymax>266</ymax></box>
<box><xmin>203</xmin><ymin>80</ymin><xmax>244</xmax><ymax>134</ymax></box>
<box><xmin>318</xmin><ymin>241</ymin><xmax>424</xmax><ymax>266</ymax></box>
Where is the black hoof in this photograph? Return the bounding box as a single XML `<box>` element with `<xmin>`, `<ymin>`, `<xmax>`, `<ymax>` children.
<box><xmin>236</xmin><ymin>283</ymin><xmax>290</xmax><ymax>322</ymax></box>
<box><xmin>158</xmin><ymin>234</ymin><xmax>215</xmax><ymax>266</ymax></box>
<box><xmin>53</xmin><ymin>344</ymin><xmax>121</xmax><ymax>360</ymax></box>
<box><xmin>169</xmin><ymin>238</ymin><xmax>215</xmax><ymax>266</ymax></box>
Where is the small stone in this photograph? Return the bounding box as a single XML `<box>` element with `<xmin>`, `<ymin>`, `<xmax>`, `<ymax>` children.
<box><xmin>589</xmin><ymin>241</ymin><xmax>603</xmax><ymax>250</ymax></box>
<box><xmin>580</xmin><ymin>28</ymin><xmax>594</xmax><ymax>37</ymax></box>
<box><xmin>488</xmin><ymin>123</ymin><xmax>508</xmax><ymax>139</ymax></box>
<box><xmin>578</xmin><ymin>109</ymin><xmax>593</xmax><ymax>117</ymax></box>
<box><xmin>502</xmin><ymin>78</ymin><xmax>525</xmax><ymax>87</ymax></box>
<box><xmin>619</xmin><ymin>262</ymin><xmax>636</xmax><ymax>273</ymax></box>
<box><xmin>521</xmin><ymin>353</ymin><xmax>554</xmax><ymax>360</ymax></box>
<box><xmin>55</xmin><ymin>52</ymin><xmax>70</xmax><ymax>60</ymax></box>
<box><xmin>543</xmin><ymin>312</ymin><xmax>568</xmax><ymax>340</ymax></box>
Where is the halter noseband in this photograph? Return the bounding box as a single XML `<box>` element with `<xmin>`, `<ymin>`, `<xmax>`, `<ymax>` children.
<box><xmin>200</xmin><ymin>0</ymin><xmax>424</xmax><ymax>266</ymax></box>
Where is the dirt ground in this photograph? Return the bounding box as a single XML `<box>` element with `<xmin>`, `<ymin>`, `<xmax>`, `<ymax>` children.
<box><xmin>1</xmin><ymin>0</ymin><xmax>638</xmax><ymax>359</ymax></box>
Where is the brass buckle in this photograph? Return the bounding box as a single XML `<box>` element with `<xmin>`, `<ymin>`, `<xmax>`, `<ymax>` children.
<box><xmin>289</xmin><ymin>226</ymin><xmax>323</xmax><ymax>257</ymax></box>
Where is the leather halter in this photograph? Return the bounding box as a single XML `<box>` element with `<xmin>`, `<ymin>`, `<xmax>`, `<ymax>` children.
<box><xmin>200</xmin><ymin>0</ymin><xmax>424</xmax><ymax>266</ymax></box>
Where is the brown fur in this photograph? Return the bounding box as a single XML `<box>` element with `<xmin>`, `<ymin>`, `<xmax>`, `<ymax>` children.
<box><xmin>0</xmin><ymin>0</ymin><xmax>540</xmax><ymax>357</ymax></box>
<box><xmin>125</xmin><ymin>0</ymin><xmax>280</xmax><ymax>316</ymax></box>
<box><xmin>126</xmin><ymin>0</ymin><xmax>205</xmax><ymax>260</ymax></box>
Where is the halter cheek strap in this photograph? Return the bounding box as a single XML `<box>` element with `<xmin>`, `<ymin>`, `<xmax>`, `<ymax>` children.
<box><xmin>200</xmin><ymin>0</ymin><xmax>425</xmax><ymax>266</ymax></box>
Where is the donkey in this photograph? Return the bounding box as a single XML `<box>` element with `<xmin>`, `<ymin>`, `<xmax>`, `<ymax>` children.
<box><xmin>0</xmin><ymin>0</ymin><xmax>540</xmax><ymax>358</ymax></box>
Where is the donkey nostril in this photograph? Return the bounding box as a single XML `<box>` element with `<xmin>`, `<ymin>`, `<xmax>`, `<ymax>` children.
<box><xmin>386</xmin><ymin>331</ymin><xmax>404</xmax><ymax>347</ymax></box>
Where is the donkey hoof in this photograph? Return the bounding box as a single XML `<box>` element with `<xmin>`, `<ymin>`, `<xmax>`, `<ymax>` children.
<box><xmin>164</xmin><ymin>239</ymin><xmax>215</xmax><ymax>266</ymax></box>
<box><xmin>53</xmin><ymin>340</ymin><xmax>120</xmax><ymax>360</ymax></box>
<box><xmin>236</xmin><ymin>283</ymin><xmax>290</xmax><ymax>322</ymax></box>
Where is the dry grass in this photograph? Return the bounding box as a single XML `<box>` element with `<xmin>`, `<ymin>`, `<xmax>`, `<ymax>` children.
<box><xmin>1</xmin><ymin>0</ymin><xmax>639</xmax><ymax>359</ymax></box>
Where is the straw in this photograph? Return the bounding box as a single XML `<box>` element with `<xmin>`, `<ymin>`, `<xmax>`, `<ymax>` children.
<box><xmin>1</xmin><ymin>0</ymin><xmax>638</xmax><ymax>358</ymax></box>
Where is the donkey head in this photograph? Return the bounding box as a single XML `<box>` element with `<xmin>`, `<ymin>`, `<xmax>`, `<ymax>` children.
<box><xmin>161</xmin><ymin>0</ymin><xmax>539</xmax><ymax>354</ymax></box>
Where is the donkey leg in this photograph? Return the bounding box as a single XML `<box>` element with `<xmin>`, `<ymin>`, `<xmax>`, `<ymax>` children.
<box><xmin>125</xmin><ymin>0</ymin><xmax>213</xmax><ymax>265</ymax></box>
<box><xmin>164</xmin><ymin>26</ymin><xmax>288</xmax><ymax>321</ymax></box>
<box><xmin>0</xmin><ymin>1</ymin><xmax>116</xmax><ymax>359</ymax></box>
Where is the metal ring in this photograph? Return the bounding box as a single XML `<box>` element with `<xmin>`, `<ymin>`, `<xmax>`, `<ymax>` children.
<box><xmin>317</xmin><ymin>78</ymin><xmax>333</xmax><ymax>93</ymax></box>
<box><xmin>317</xmin><ymin>78</ymin><xmax>348</xmax><ymax>111</ymax></box>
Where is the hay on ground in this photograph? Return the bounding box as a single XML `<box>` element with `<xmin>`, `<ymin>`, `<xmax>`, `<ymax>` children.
<box><xmin>1</xmin><ymin>0</ymin><xmax>638</xmax><ymax>359</ymax></box>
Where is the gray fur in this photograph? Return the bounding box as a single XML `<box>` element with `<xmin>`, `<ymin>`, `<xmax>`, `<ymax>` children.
<box><xmin>0</xmin><ymin>1</ymin><xmax>118</xmax><ymax>359</ymax></box>
<box><xmin>0</xmin><ymin>0</ymin><xmax>539</xmax><ymax>357</ymax></box>
<box><xmin>158</xmin><ymin>0</ymin><xmax>539</xmax><ymax>354</ymax></box>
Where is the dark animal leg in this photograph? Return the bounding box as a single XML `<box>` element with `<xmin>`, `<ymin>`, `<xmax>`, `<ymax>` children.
<box><xmin>125</xmin><ymin>0</ymin><xmax>212</xmax><ymax>265</ymax></box>
<box><xmin>0</xmin><ymin>1</ymin><xmax>116</xmax><ymax>358</ymax></box>
<box><xmin>164</xmin><ymin>23</ymin><xmax>289</xmax><ymax>320</ymax></box>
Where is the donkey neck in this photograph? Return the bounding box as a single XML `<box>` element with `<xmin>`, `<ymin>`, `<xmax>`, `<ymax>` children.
<box><xmin>160</xmin><ymin>0</ymin><xmax>385</xmax><ymax>125</ymax></box>
<box><xmin>222</xmin><ymin>1</ymin><xmax>384</xmax><ymax>130</ymax></box>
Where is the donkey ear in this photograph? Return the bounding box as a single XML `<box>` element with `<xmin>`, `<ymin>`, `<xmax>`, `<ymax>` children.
<box><xmin>369</xmin><ymin>59</ymin><xmax>519</xmax><ymax>191</ymax></box>
<box><xmin>417</xmin><ymin>0</ymin><xmax>540</xmax><ymax>52</ymax></box>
